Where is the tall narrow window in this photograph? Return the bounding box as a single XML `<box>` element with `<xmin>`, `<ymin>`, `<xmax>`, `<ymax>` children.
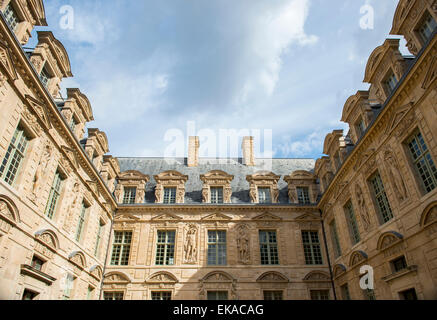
<box><xmin>297</xmin><ymin>187</ymin><xmax>311</xmax><ymax>204</ymax></box>
<box><xmin>259</xmin><ymin>231</ymin><xmax>279</xmax><ymax>265</ymax></box>
<box><xmin>75</xmin><ymin>202</ymin><xmax>88</xmax><ymax>242</ymax></box>
<box><xmin>207</xmin><ymin>291</ymin><xmax>228</xmax><ymax>300</ymax></box>
<box><xmin>258</xmin><ymin>187</ymin><xmax>271</xmax><ymax>204</ymax></box>
<box><xmin>417</xmin><ymin>11</ymin><xmax>437</xmax><ymax>43</ymax></box>
<box><xmin>369</xmin><ymin>172</ymin><xmax>393</xmax><ymax>224</ymax></box>
<box><xmin>329</xmin><ymin>220</ymin><xmax>342</xmax><ymax>258</ymax></box>
<box><xmin>31</xmin><ymin>256</ymin><xmax>45</xmax><ymax>272</ymax></box>
<box><xmin>356</xmin><ymin>117</ymin><xmax>366</xmax><ymax>139</ymax></box>
<box><xmin>39</xmin><ymin>65</ymin><xmax>50</xmax><ymax>88</ymax></box>
<box><xmin>302</xmin><ymin>231</ymin><xmax>323</xmax><ymax>265</ymax></box>
<box><xmin>123</xmin><ymin>187</ymin><xmax>136</xmax><ymax>204</ymax></box>
<box><xmin>210</xmin><ymin>187</ymin><xmax>224</xmax><ymax>204</ymax></box>
<box><xmin>69</xmin><ymin>116</ymin><xmax>77</xmax><ymax>133</ymax></box>
<box><xmin>163</xmin><ymin>187</ymin><xmax>177</xmax><ymax>204</ymax></box>
<box><xmin>207</xmin><ymin>230</ymin><xmax>227</xmax><ymax>265</ymax></box>
<box><xmin>0</xmin><ymin>126</ymin><xmax>29</xmax><ymax>185</ymax></box>
<box><xmin>341</xmin><ymin>284</ymin><xmax>351</xmax><ymax>300</ymax></box>
<box><xmin>263</xmin><ymin>291</ymin><xmax>283</xmax><ymax>300</ymax></box>
<box><xmin>110</xmin><ymin>231</ymin><xmax>132</xmax><ymax>266</ymax></box>
<box><xmin>344</xmin><ymin>201</ymin><xmax>361</xmax><ymax>245</ymax></box>
<box><xmin>62</xmin><ymin>274</ymin><xmax>75</xmax><ymax>300</ymax></box>
<box><xmin>384</xmin><ymin>71</ymin><xmax>398</xmax><ymax>95</ymax></box>
<box><xmin>104</xmin><ymin>292</ymin><xmax>124</xmax><ymax>300</ymax></box>
<box><xmin>3</xmin><ymin>3</ymin><xmax>20</xmax><ymax>31</ymax></box>
<box><xmin>407</xmin><ymin>131</ymin><xmax>437</xmax><ymax>193</ymax></box>
<box><xmin>151</xmin><ymin>292</ymin><xmax>172</xmax><ymax>300</ymax></box>
<box><xmin>155</xmin><ymin>231</ymin><xmax>175</xmax><ymax>265</ymax></box>
<box><xmin>94</xmin><ymin>220</ymin><xmax>104</xmax><ymax>257</ymax></box>
<box><xmin>87</xmin><ymin>287</ymin><xmax>94</xmax><ymax>300</ymax></box>
<box><xmin>45</xmin><ymin>171</ymin><xmax>63</xmax><ymax>219</ymax></box>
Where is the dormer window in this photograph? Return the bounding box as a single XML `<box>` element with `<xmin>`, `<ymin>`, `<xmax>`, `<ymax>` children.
<box><xmin>163</xmin><ymin>187</ymin><xmax>177</xmax><ymax>204</ymax></box>
<box><xmin>258</xmin><ymin>187</ymin><xmax>272</xmax><ymax>204</ymax></box>
<box><xmin>210</xmin><ymin>187</ymin><xmax>224</xmax><ymax>204</ymax></box>
<box><xmin>384</xmin><ymin>70</ymin><xmax>398</xmax><ymax>95</ymax></box>
<box><xmin>123</xmin><ymin>187</ymin><xmax>136</xmax><ymax>205</ymax></box>
<box><xmin>69</xmin><ymin>116</ymin><xmax>78</xmax><ymax>133</ymax></box>
<box><xmin>3</xmin><ymin>3</ymin><xmax>20</xmax><ymax>32</ymax></box>
<box><xmin>355</xmin><ymin>117</ymin><xmax>366</xmax><ymax>139</ymax></box>
<box><xmin>416</xmin><ymin>11</ymin><xmax>437</xmax><ymax>44</ymax></box>
<box><xmin>297</xmin><ymin>187</ymin><xmax>311</xmax><ymax>205</ymax></box>
<box><xmin>39</xmin><ymin>65</ymin><xmax>51</xmax><ymax>88</ymax></box>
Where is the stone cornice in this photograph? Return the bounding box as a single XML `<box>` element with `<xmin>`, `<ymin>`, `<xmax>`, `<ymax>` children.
<box><xmin>116</xmin><ymin>204</ymin><xmax>319</xmax><ymax>212</ymax></box>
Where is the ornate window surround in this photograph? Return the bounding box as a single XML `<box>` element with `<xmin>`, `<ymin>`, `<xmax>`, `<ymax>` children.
<box><xmin>200</xmin><ymin>170</ymin><xmax>234</xmax><ymax>204</ymax></box>
<box><xmin>115</xmin><ymin>170</ymin><xmax>149</xmax><ymax>204</ymax></box>
<box><xmin>246</xmin><ymin>171</ymin><xmax>280</xmax><ymax>204</ymax></box>
<box><xmin>284</xmin><ymin>170</ymin><xmax>318</xmax><ymax>204</ymax></box>
<box><xmin>154</xmin><ymin>171</ymin><xmax>188</xmax><ymax>204</ymax></box>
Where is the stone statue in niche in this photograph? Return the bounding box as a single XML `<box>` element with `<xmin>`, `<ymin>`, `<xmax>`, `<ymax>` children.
<box><xmin>155</xmin><ymin>186</ymin><xmax>162</xmax><ymax>203</ymax></box>
<box><xmin>114</xmin><ymin>184</ymin><xmax>123</xmax><ymax>202</ymax></box>
<box><xmin>356</xmin><ymin>185</ymin><xmax>371</xmax><ymax>231</ymax></box>
<box><xmin>31</xmin><ymin>144</ymin><xmax>53</xmax><ymax>200</ymax></box>
<box><xmin>63</xmin><ymin>182</ymin><xmax>81</xmax><ymax>230</ymax></box>
<box><xmin>384</xmin><ymin>151</ymin><xmax>408</xmax><ymax>202</ymax></box>
<box><xmin>288</xmin><ymin>188</ymin><xmax>296</xmax><ymax>204</ymax></box>
<box><xmin>136</xmin><ymin>188</ymin><xmax>145</xmax><ymax>204</ymax></box>
<box><xmin>224</xmin><ymin>186</ymin><xmax>232</xmax><ymax>203</ymax></box>
<box><xmin>249</xmin><ymin>185</ymin><xmax>257</xmax><ymax>203</ymax></box>
<box><xmin>184</xmin><ymin>225</ymin><xmax>197</xmax><ymax>264</ymax></box>
<box><xmin>272</xmin><ymin>188</ymin><xmax>279</xmax><ymax>203</ymax></box>
<box><xmin>237</xmin><ymin>225</ymin><xmax>250</xmax><ymax>264</ymax></box>
<box><xmin>202</xmin><ymin>187</ymin><xmax>208</xmax><ymax>203</ymax></box>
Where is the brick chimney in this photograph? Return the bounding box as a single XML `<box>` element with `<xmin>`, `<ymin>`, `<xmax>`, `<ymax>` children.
<box><xmin>187</xmin><ymin>136</ymin><xmax>200</xmax><ymax>167</ymax></box>
<box><xmin>242</xmin><ymin>136</ymin><xmax>255</xmax><ymax>166</ymax></box>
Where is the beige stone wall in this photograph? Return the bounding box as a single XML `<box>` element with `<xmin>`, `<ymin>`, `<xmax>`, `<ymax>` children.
<box><xmin>104</xmin><ymin>207</ymin><xmax>331</xmax><ymax>300</ymax></box>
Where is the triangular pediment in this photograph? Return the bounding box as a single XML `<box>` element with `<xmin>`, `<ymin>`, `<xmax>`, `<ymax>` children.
<box><xmin>422</xmin><ymin>56</ymin><xmax>437</xmax><ymax>90</ymax></box>
<box><xmin>252</xmin><ymin>212</ymin><xmax>282</xmax><ymax>221</ymax></box>
<box><xmin>0</xmin><ymin>40</ymin><xmax>18</xmax><ymax>81</ymax></box>
<box><xmin>295</xmin><ymin>212</ymin><xmax>320</xmax><ymax>221</ymax></box>
<box><xmin>385</xmin><ymin>103</ymin><xmax>413</xmax><ymax>135</ymax></box>
<box><xmin>201</xmin><ymin>213</ymin><xmax>232</xmax><ymax>221</ymax></box>
<box><xmin>151</xmin><ymin>213</ymin><xmax>183</xmax><ymax>221</ymax></box>
<box><xmin>25</xmin><ymin>95</ymin><xmax>51</xmax><ymax>130</ymax></box>
<box><xmin>61</xmin><ymin>145</ymin><xmax>79</xmax><ymax>169</ymax></box>
<box><xmin>114</xmin><ymin>213</ymin><xmax>140</xmax><ymax>221</ymax></box>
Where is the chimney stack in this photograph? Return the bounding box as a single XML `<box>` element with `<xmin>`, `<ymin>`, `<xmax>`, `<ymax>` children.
<box><xmin>187</xmin><ymin>136</ymin><xmax>200</xmax><ymax>167</ymax></box>
<box><xmin>242</xmin><ymin>136</ymin><xmax>255</xmax><ymax>166</ymax></box>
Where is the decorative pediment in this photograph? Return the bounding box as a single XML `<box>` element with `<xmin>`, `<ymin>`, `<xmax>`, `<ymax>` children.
<box><xmin>114</xmin><ymin>213</ymin><xmax>140</xmax><ymax>221</ymax></box>
<box><xmin>69</xmin><ymin>251</ymin><xmax>87</xmax><ymax>269</ymax></box>
<box><xmin>154</xmin><ymin>171</ymin><xmax>188</xmax><ymax>182</ymax></box>
<box><xmin>147</xmin><ymin>272</ymin><xmax>178</xmax><ymax>284</ymax></box>
<box><xmin>24</xmin><ymin>95</ymin><xmax>51</xmax><ymax>130</ymax></box>
<box><xmin>364</xmin><ymin>44</ymin><xmax>385</xmax><ymax>83</ymax></box>
<box><xmin>390</xmin><ymin>0</ymin><xmax>417</xmax><ymax>35</ymax></box>
<box><xmin>377</xmin><ymin>231</ymin><xmax>404</xmax><ymax>251</ymax></box>
<box><xmin>333</xmin><ymin>264</ymin><xmax>347</xmax><ymax>278</ymax></box>
<box><xmin>67</xmin><ymin>88</ymin><xmax>94</xmax><ymax>122</ymax></box>
<box><xmin>200</xmin><ymin>170</ymin><xmax>234</xmax><ymax>182</ymax></box>
<box><xmin>246</xmin><ymin>171</ymin><xmax>280</xmax><ymax>183</ymax></box>
<box><xmin>86</xmin><ymin>180</ymin><xmax>99</xmax><ymax>196</ymax></box>
<box><xmin>420</xmin><ymin>202</ymin><xmax>437</xmax><ymax>227</ymax></box>
<box><xmin>354</xmin><ymin>149</ymin><xmax>376</xmax><ymax>171</ymax></box>
<box><xmin>422</xmin><ymin>56</ymin><xmax>437</xmax><ymax>90</ymax></box>
<box><xmin>252</xmin><ymin>212</ymin><xmax>282</xmax><ymax>221</ymax></box>
<box><xmin>118</xmin><ymin>170</ymin><xmax>149</xmax><ymax>182</ymax></box>
<box><xmin>385</xmin><ymin>103</ymin><xmax>414</xmax><ymax>135</ymax></box>
<box><xmin>0</xmin><ymin>196</ymin><xmax>18</xmax><ymax>225</ymax></box>
<box><xmin>303</xmin><ymin>271</ymin><xmax>331</xmax><ymax>282</ymax></box>
<box><xmin>34</xmin><ymin>230</ymin><xmax>59</xmax><ymax>251</ymax></box>
<box><xmin>151</xmin><ymin>213</ymin><xmax>183</xmax><ymax>221</ymax></box>
<box><xmin>61</xmin><ymin>145</ymin><xmax>79</xmax><ymax>170</ymax></box>
<box><xmin>286</xmin><ymin>170</ymin><xmax>316</xmax><ymax>180</ymax></box>
<box><xmin>295</xmin><ymin>212</ymin><xmax>320</xmax><ymax>221</ymax></box>
<box><xmin>256</xmin><ymin>272</ymin><xmax>289</xmax><ymax>283</ymax></box>
<box><xmin>0</xmin><ymin>40</ymin><xmax>18</xmax><ymax>81</ymax></box>
<box><xmin>349</xmin><ymin>250</ymin><xmax>368</xmax><ymax>267</ymax></box>
<box><xmin>90</xmin><ymin>265</ymin><xmax>103</xmax><ymax>281</ymax></box>
<box><xmin>104</xmin><ymin>272</ymin><xmax>131</xmax><ymax>284</ymax></box>
<box><xmin>201</xmin><ymin>213</ymin><xmax>232</xmax><ymax>221</ymax></box>
<box><xmin>201</xmin><ymin>271</ymin><xmax>234</xmax><ymax>283</ymax></box>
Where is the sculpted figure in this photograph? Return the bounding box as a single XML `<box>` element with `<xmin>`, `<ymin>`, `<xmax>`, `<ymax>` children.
<box><xmin>114</xmin><ymin>184</ymin><xmax>123</xmax><ymax>202</ymax></box>
<box><xmin>356</xmin><ymin>185</ymin><xmax>371</xmax><ymax>231</ymax></box>
<box><xmin>272</xmin><ymin>188</ymin><xmax>279</xmax><ymax>203</ymax></box>
<box><xmin>224</xmin><ymin>186</ymin><xmax>232</xmax><ymax>203</ymax></box>
<box><xmin>385</xmin><ymin>151</ymin><xmax>407</xmax><ymax>202</ymax></box>
<box><xmin>184</xmin><ymin>225</ymin><xmax>197</xmax><ymax>263</ymax></box>
<box><xmin>32</xmin><ymin>144</ymin><xmax>52</xmax><ymax>195</ymax></box>
<box><xmin>237</xmin><ymin>225</ymin><xmax>250</xmax><ymax>264</ymax></box>
<box><xmin>288</xmin><ymin>188</ymin><xmax>296</xmax><ymax>204</ymax></box>
<box><xmin>249</xmin><ymin>185</ymin><xmax>257</xmax><ymax>203</ymax></box>
<box><xmin>202</xmin><ymin>187</ymin><xmax>208</xmax><ymax>203</ymax></box>
<box><xmin>155</xmin><ymin>187</ymin><xmax>162</xmax><ymax>203</ymax></box>
<box><xmin>64</xmin><ymin>182</ymin><xmax>81</xmax><ymax>229</ymax></box>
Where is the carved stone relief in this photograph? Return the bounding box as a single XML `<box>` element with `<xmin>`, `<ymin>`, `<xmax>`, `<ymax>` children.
<box><xmin>183</xmin><ymin>224</ymin><xmax>198</xmax><ymax>264</ymax></box>
<box><xmin>236</xmin><ymin>224</ymin><xmax>250</xmax><ymax>265</ymax></box>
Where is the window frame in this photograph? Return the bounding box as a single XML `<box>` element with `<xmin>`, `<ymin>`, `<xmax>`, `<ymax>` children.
<box><xmin>297</xmin><ymin>186</ymin><xmax>311</xmax><ymax>205</ymax></box>
<box><xmin>163</xmin><ymin>187</ymin><xmax>177</xmax><ymax>204</ymax></box>
<box><xmin>210</xmin><ymin>186</ymin><xmax>224</xmax><ymax>204</ymax></box>
<box><xmin>259</xmin><ymin>230</ymin><xmax>279</xmax><ymax>265</ymax></box>
<box><xmin>151</xmin><ymin>291</ymin><xmax>172</xmax><ymax>301</ymax></box>
<box><xmin>155</xmin><ymin>230</ymin><xmax>176</xmax><ymax>266</ymax></box>
<box><xmin>3</xmin><ymin>3</ymin><xmax>21</xmax><ymax>32</ymax></box>
<box><xmin>207</xmin><ymin>230</ymin><xmax>227</xmax><ymax>266</ymax></box>
<box><xmin>103</xmin><ymin>292</ymin><xmax>124</xmax><ymax>301</ymax></box>
<box><xmin>415</xmin><ymin>10</ymin><xmax>437</xmax><ymax>45</ymax></box>
<box><xmin>301</xmin><ymin>230</ymin><xmax>324</xmax><ymax>265</ymax></box>
<box><xmin>44</xmin><ymin>170</ymin><xmax>65</xmax><ymax>220</ymax></box>
<box><xmin>75</xmin><ymin>201</ymin><xmax>89</xmax><ymax>242</ymax></box>
<box><xmin>257</xmin><ymin>187</ymin><xmax>272</xmax><ymax>204</ymax></box>
<box><xmin>207</xmin><ymin>291</ymin><xmax>229</xmax><ymax>300</ymax></box>
<box><xmin>344</xmin><ymin>200</ymin><xmax>361</xmax><ymax>245</ymax></box>
<box><xmin>122</xmin><ymin>187</ymin><xmax>137</xmax><ymax>204</ymax></box>
<box><xmin>263</xmin><ymin>290</ymin><xmax>283</xmax><ymax>300</ymax></box>
<box><xmin>110</xmin><ymin>231</ymin><xmax>133</xmax><ymax>266</ymax></box>
<box><xmin>383</xmin><ymin>69</ymin><xmax>398</xmax><ymax>96</ymax></box>
<box><xmin>368</xmin><ymin>171</ymin><xmax>394</xmax><ymax>225</ymax></box>
<box><xmin>329</xmin><ymin>219</ymin><xmax>342</xmax><ymax>258</ymax></box>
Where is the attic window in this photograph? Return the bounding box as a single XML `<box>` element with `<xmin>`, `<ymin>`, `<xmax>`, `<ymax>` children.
<box><xmin>69</xmin><ymin>116</ymin><xmax>78</xmax><ymax>133</ymax></box>
<box><xmin>416</xmin><ymin>11</ymin><xmax>436</xmax><ymax>44</ymax></box>
<box><xmin>355</xmin><ymin>117</ymin><xmax>366</xmax><ymax>139</ymax></box>
<box><xmin>384</xmin><ymin>70</ymin><xmax>398</xmax><ymax>95</ymax></box>
<box><xmin>3</xmin><ymin>3</ymin><xmax>20</xmax><ymax>32</ymax></box>
<box><xmin>39</xmin><ymin>65</ymin><xmax>51</xmax><ymax>88</ymax></box>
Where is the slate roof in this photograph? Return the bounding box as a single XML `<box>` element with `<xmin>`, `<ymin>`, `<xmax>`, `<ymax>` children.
<box><xmin>117</xmin><ymin>157</ymin><xmax>316</xmax><ymax>205</ymax></box>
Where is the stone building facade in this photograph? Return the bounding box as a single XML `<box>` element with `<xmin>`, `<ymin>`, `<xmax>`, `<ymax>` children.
<box><xmin>0</xmin><ymin>0</ymin><xmax>436</xmax><ymax>300</ymax></box>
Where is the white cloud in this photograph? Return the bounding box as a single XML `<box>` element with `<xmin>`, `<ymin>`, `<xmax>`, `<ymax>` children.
<box><xmin>275</xmin><ymin>131</ymin><xmax>325</xmax><ymax>158</ymax></box>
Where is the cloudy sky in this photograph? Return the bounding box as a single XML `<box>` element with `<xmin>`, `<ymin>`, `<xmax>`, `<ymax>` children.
<box><xmin>29</xmin><ymin>0</ymin><xmax>406</xmax><ymax>159</ymax></box>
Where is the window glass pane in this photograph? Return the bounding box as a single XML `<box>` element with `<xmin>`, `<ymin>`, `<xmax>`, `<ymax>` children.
<box><xmin>302</xmin><ymin>231</ymin><xmax>323</xmax><ymax>265</ymax></box>
<box><xmin>259</xmin><ymin>231</ymin><xmax>279</xmax><ymax>265</ymax></box>
<box><xmin>123</xmin><ymin>187</ymin><xmax>137</xmax><ymax>204</ymax></box>
<box><xmin>207</xmin><ymin>231</ymin><xmax>227</xmax><ymax>265</ymax></box>
<box><xmin>344</xmin><ymin>201</ymin><xmax>360</xmax><ymax>245</ymax></box>
<box><xmin>329</xmin><ymin>220</ymin><xmax>342</xmax><ymax>258</ymax></box>
<box><xmin>0</xmin><ymin>127</ymin><xmax>29</xmax><ymax>186</ymax></box>
<box><xmin>156</xmin><ymin>231</ymin><xmax>176</xmax><ymax>265</ymax></box>
<box><xmin>151</xmin><ymin>292</ymin><xmax>172</xmax><ymax>300</ymax></box>
<box><xmin>75</xmin><ymin>202</ymin><xmax>87</xmax><ymax>242</ymax></box>
<box><xmin>163</xmin><ymin>187</ymin><xmax>177</xmax><ymax>204</ymax></box>
<box><xmin>3</xmin><ymin>4</ymin><xmax>20</xmax><ymax>31</ymax></box>
<box><xmin>264</xmin><ymin>291</ymin><xmax>283</xmax><ymax>300</ymax></box>
<box><xmin>297</xmin><ymin>187</ymin><xmax>310</xmax><ymax>204</ymax></box>
<box><xmin>45</xmin><ymin>172</ymin><xmax>63</xmax><ymax>219</ymax></box>
<box><xmin>111</xmin><ymin>231</ymin><xmax>132</xmax><ymax>265</ymax></box>
<box><xmin>104</xmin><ymin>292</ymin><xmax>124</xmax><ymax>300</ymax></box>
<box><xmin>258</xmin><ymin>187</ymin><xmax>271</xmax><ymax>204</ymax></box>
<box><xmin>207</xmin><ymin>291</ymin><xmax>228</xmax><ymax>300</ymax></box>
<box><xmin>310</xmin><ymin>290</ymin><xmax>330</xmax><ymax>300</ymax></box>
<box><xmin>369</xmin><ymin>172</ymin><xmax>393</xmax><ymax>224</ymax></box>
<box><xmin>210</xmin><ymin>187</ymin><xmax>224</xmax><ymax>204</ymax></box>
<box><xmin>418</xmin><ymin>12</ymin><xmax>437</xmax><ymax>43</ymax></box>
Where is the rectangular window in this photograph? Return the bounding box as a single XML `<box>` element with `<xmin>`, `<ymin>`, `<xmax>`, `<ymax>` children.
<box><xmin>123</xmin><ymin>187</ymin><xmax>137</xmax><ymax>204</ymax></box>
<box><xmin>258</xmin><ymin>187</ymin><xmax>271</xmax><ymax>204</ymax></box>
<box><xmin>391</xmin><ymin>256</ymin><xmax>407</xmax><ymax>273</ymax></box>
<box><xmin>310</xmin><ymin>290</ymin><xmax>330</xmax><ymax>300</ymax></box>
<box><xmin>399</xmin><ymin>288</ymin><xmax>418</xmax><ymax>301</ymax></box>
<box><xmin>417</xmin><ymin>11</ymin><xmax>437</xmax><ymax>43</ymax></box>
<box><xmin>356</xmin><ymin>117</ymin><xmax>366</xmax><ymax>139</ymax></box>
<box><xmin>22</xmin><ymin>289</ymin><xmax>38</xmax><ymax>300</ymax></box>
<box><xmin>110</xmin><ymin>231</ymin><xmax>132</xmax><ymax>266</ymax></box>
<box><xmin>302</xmin><ymin>231</ymin><xmax>323</xmax><ymax>265</ymax></box>
<box><xmin>344</xmin><ymin>201</ymin><xmax>361</xmax><ymax>245</ymax></box>
<box><xmin>407</xmin><ymin>131</ymin><xmax>437</xmax><ymax>193</ymax></box>
<box><xmin>75</xmin><ymin>202</ymin><xmax>88</xmax><ymax>242</ymax></box>
<box><xmin>329</xmin><ymin>220</ymin><xmax>342</xmax><ymax>258</ymax></box>
<box><xmin>31</xmin><ymin>256</ymin><xmax>45</xmax><ymax>271</ymax></box>
<box><xmin>341</xmin><ymin>284</ymin><xmax>351</xmax><ymax>300</ymax></box>
<box><xmin>69</xmin><ymin>117</ymin><xmax>77</xmax><ymax>133</ymax></box>
<box><xmin>297</xmin><ymin>187</ymin><xmax>311</xmax><ymax>204</ymax></box>
<box><xmin>207</xmin><ymin>230</ymin><xmax>227</xmax><ymax>265</ymax></box>
<box><xmin>369</xmin><ymin>172</ymin><xmax>393</xmax><ymax>224</ymax></box>
<box><xmin>63</xmin><ymin>274</ymin><xmax>75</xmax><ymax>300</ymax></box>
<box><xmin>0</xmin><ymin>126</ymin><xmax>29</xmax><ymax>186</ymax></box>
<box><xmin>259</xmin><ymin>230</ymin><xmax>279</xmax><ymax>265</ymax></box>
<box><xmin>87</xmin><ymin>287</ymin><xmax>94</xmax><ymax>300</ymax></box>
<box><xmin>210</xmin><ymin>187</ymin><xmax>224</xmax><ymax>204</ymax></box>
<box><xmin>39</xmin><ymin>66</ymin><xmax>50</xmax><ymax>88</ymax></box>
<box><xmin>104</xmin><ymin>292</ymin><xmax>124</xmax><ymax>301</ymax></box>
<box><xmin>151</xmin><ymin>292</ymin><xmax>172</xmax><ymax>301</ymax></box>
<box><xmin>263</xmin><ymin>291</ymin><xmax>283</xmax><ymax>300</ymax></box>
<box><xmin>94</xmin><ymin>220</ymin><xmax>104</xmax><ymax>257</ymax></box>
<box><xmin>3</xmin><ymin>3</ymin><xmax>20</xmax><ymax>32</ymax></box>
<box><xmin>163</xmin><ymin>187</ymin><xmax>177</xmax><ymax>204</ymax></box>
<box><xmin>207</xmin><ymin>291</ymin><xmax>228</xmax><ymax>300</ymax></box>
<box><xmin>385</xmin><ymin>71</ymin><xmax>398</xmax><ymax>95</ymax></box>
<box><xmin>45</xmin><ymin>171</ymin><xmax>63</xmax><ymax>219</ymax></box>
<box><xmin>155</xmin><ymin>231</ymin><xmax>176</xmax><ymax>265</ymax></box>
